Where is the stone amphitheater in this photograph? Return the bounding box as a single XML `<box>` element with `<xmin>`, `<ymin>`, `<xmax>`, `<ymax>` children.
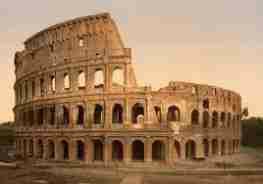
<box><xmin>14</xmin><ymin>13</ymin><xmax>242</xmax><ymax>166</ymax></box>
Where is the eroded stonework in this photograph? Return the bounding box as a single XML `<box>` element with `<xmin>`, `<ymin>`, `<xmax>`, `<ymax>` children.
<box><xmin>14</xmin><ymin>13</ymin><xmax>242</xmax><ymax>166</ymax></box>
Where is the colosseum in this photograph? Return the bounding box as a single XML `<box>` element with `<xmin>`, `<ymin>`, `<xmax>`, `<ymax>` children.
<box><xmin>14</xmin><ymin>13</ymin><xmax>242</xmax><ymax>166</ymax></box>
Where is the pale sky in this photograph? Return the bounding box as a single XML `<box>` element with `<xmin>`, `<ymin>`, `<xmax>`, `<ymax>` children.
<box><xmin>0</xmin><ymin>0</ymin><xmax>263</xmax><ymax>122</ymax></box>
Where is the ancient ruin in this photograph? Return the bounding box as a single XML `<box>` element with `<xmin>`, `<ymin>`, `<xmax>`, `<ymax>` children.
<box><xmin>14</xmin><ymin>13</ymin><xmax>242</xmax><ymax>166</ymax></box>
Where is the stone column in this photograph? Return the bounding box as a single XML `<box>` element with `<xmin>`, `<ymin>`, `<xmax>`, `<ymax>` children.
<box><xmin>69</xmin><ymin>139</ymin><xmax>76</xmax><ymax>161</ymax></box>
<box><xmin>181</xmin><ymin>140</ymin><xmax>186</xmax><ymax>160</ymax></box>
<box><xmin>124</xmin><ymin>98</ymin><xmax>130</xmax><ymax>127</ymax></box>
<box><xmin>85</xmin><ymin>138</ymin><xmax>92</xmax><ymax>164</ymax></box>
<box><xmin>145</xmin><ymin>138</ymin><xmax>152</xmax><ymax>163</ymax></box>
<box><xmin>69</xmin><ymin>105</ymin><xmax>75</xmax><ymax>128</ymax></box>
<box><xmin>104</xmin><ymin>101</ymin><xmax>111</xmax><ymax>129</ymax></box>
<box><xmin>54</xmin><ymin>139</ymin><xmax>60</xmax><ymax>160</ymax></box>
<box><xmin>124</xmin><ymin>138</ymin><xmax>131</xmax><ymax>164</ymax></box>
<box><xmin>166</xmin><ymin>137</ymin><xmax>174</xmax><ymax>164</ymax></box>
<box><xmin>195</xmin><ymin>139</ymin><xmax>205</xmax><ymax>158</ymax></box>
<box><xmin>43</xmin><ymin>139</ymin><xmax>48</xmax><ymax>160</ymax></box>
<box><xmin>104</xmin><ymin>137</ymin><xmax>110</xmax><ymax>166</ymax></box>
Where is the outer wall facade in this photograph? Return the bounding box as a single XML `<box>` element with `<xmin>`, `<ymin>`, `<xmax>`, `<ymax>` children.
<box><xmin>14</xmin><ymin>13</ymin><xmax>242</xmax><ymax>166</ymax></box>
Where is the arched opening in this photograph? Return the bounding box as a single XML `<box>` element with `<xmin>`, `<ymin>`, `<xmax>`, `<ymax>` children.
<box><xmin>203</xmin><ymin>139</ymin><xmax>209</xmax><ymax>157</ymax></box>
<box><xmin>152</xmin><ymin>140</ymin><xmax>165</xmax><ymax>161</ymax></box>
<box><xmin>63</xmin><ymin>106</ymin><xmax>70</xmax><ymax>126</ymax></box>
<box><xmin>212</xmin><ymin>139</ymin><xmax>219</xmax><ymax>156</ymax></box>
<box><xmin>77</xmin><ymin>106</ymin><xmax>85</xmax><ymax>126</ymax></box>
<box><xmin>191</xmin><ymin>109</ymin><xmax>199</xmax><ymax>125</ymax></box>
<box><xmin>203</xmin><ymin>98</ymin><xmax>210</xmax><ymax>109</ymax></box>
<box><xmin>212</xmin><ymin>111</ymin><xmax>219</xmax><ymax>128</ymax></box>
<box><xmin>47</xmin><ymin>140</ymin><xmax>55</xmax><ymax>159</ymax></box>
<box><xmin>94</xmin><ymin>104</ymin><xmax>103</xmax><ymax>124</ymax></box>
<box><xmin>185</xmin><ymin>140</ymin><xmax>196</xmax><ymax>160</ymax></box>
<box><xmin>227</xmin><ymin>112</ymin><xmax>232</xmax><ymax>128</ymax></box>
<box><xmin>40</xmin><ymin>78</ymin><xmax>45</xmax><ymax>96</ymax></box>
<box><xmin>60</xmin><ymin>140</ymin><xmax>69</xmax><ymax>160</ymax></box>
<box><xmin>203</xmin><ymin>111</ymin><xmax>210</xmax><ymax>128</ymax></box>
<box><xmin>29</xmin><ymin>139</ymin><xmax>34</xmax><ymax>157</ymax></box>
<box><xmin>112</xmin><ymin>104</ymin><xmax>123</xmax><ymax>124</ymax></box>
<box><xmin>174</xmin><ymin>140</ymin><xmax>181</xmax><ymax>159</ymax></box>
<box><xmin>131</xmin><ymin>103</ymin><xmax>144</xmax><ymax>124</ymax></box>
<box><xmin>23</xmin><ymin>139</ymin><xmax>27</xmax><ymax>157</ymax></box>
<box><xmin>154</xmin><ymin>106</ymin><xmax>162</xmax><ymax>123</ymax></box>
<box><xmin>78</xmin><ymin>71</ymin><xmax>86</xmax><ymax>88</ymax></box>
<box><xmin>76</xmin><ymin>140</ymin><xmax>85</xmax><ymax>161</ymax></box>
<box><xmin>221</xmin><ymin>140</ymin><xmax>226</xmax><ymax>156</ymax></box>
<box><xmin>93</xmin><ymin>140</ymin><xmax>104</xmax><ymax>161</ymax></box>
<box><xmin>94</xmin><ymin>69</ymin><xmax>104</xmax><ymax>88</ymax></box>
<box><xmin>37</xmin><ymin>140</ymin><xmax>44</xmax><ymax>159</ymax></box>
<box><xmin>37</xmin><ymin>108</ymin><xmax>44</xmax><ymax>126</ymax></box>
<box><xmin>64</xmin><ymin>73</ymin><xmax>70</xmax><ymax>89</ymax></box>
<box><xmin>228</xmin><ymin>140</ymin><xmax>233</xmax><ymax>154</ymax></box>
<box><xmin>50</xmin><ymin>75</ymin><xmax>56</xmax><ymax>92</ymax></box>
<box><xmin>220</xmin><ymin>112</ymin><xmax>226</xmax><ymax>127</ymax></box>
<box><xmin>112</xmin><ymin>140</ymin><xmax>123</xmax><ymax>161</ymax></box>
<box><xmin>112</xmin><ymin>67</ymin><xmax>124</xmax><ymax>86</ymax></box>
<box><xmin>167</xmin><ymin>105</ymin><xmax>180</xmax><ymax>122</ymax></box>
<box><xmin>132</xmin><ymin>140</ymin><xmax>144</xmax><ymax>161</ymax></box>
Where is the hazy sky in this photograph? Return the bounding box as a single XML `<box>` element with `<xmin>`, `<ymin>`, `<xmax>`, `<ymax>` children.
<box><xmin>0</xmin><ymin>0</ymin><xmax>262</xmax><ymax>122</ymax></box>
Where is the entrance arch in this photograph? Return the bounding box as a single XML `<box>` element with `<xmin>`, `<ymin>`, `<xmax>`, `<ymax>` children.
<box><xmin>132</xmin><ymin>140</ymin><xmax>144</xmax><ymax>161</ymax></box>
<box><xmin>112</xmin><ymin>140</ymin><xmax>123</xmax><ymax>161</ymax></box>
<box><xmin>76</xmin><ymin>140</ymin><xmax>85</xmax><ymax>160</ymax></box>
<box><xmin>60</xmin><ymin>140</ymin><xmax>69</xmax><ymax>160</ymax></box>
<box><xmin>152</xmin><ymin>140</ymin><xmax>165</xmax><ymax>161</ymax></box>
<box><xmin>212</xmin><ymin>139</ymin><xmax>219</xmax><ymax>156</ymax></box>
<box><xmin>221</xmin><ymin>140</ymin><xmax>226</xmax><ymax>156</ymax></box>
<box><xmin>203</xmin><ymin>139</ymin><xmax>209</xmax><ymax>157</ymax></box>
<box><xmin>93</xmin><ymin>140</ymin><xmax>104</xmax><ymax>161</ymax></box>
<box><xmin>174</xmin><ymin>140</ymin><xmax>181</xmax><ymax>159</ymax></box>
<box><xmin>185</xmin><ymin>140</ymin><xmax>196</xmax><ymax>160</ymax></box>
<box><xmin>47</xmin><ymin>140</ymin><xmax>55</xmax><ymax>159</ymax></box>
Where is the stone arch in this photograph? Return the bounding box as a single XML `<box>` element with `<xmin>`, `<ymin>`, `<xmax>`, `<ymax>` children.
<box><xmin>212</xmin><ymin>111</ymin><xmax>219</xmax><ymax>128</ymax></box>
<box><xmin>131</xmin><ymin>103</ymin><xmax>144</xmax><ymax>124</ymax></box>
<box><xmin>174</xmin><ymin>140</ymin><xmax>181</xmax><ymax>159</ymax></box>
<box><xmin>167</xmin><ymin>105</ymin><xmax>180</xmax><ymax>122</ymax></box>
<box><xmin>76</xmin><ymin>105</ymin><xmax>85</xmax><ymax>126</ymax></box>
<box><xmin>94</xmin><ymin>104</ymin><xmax>103</xmax><ymax>124</ymax></box>
<box><xmin>64</xmin><ymin>73</ymin><xmax>70</xmax><ymax>89</ymax></box>
<box><xmin>76</xmin><ymin>140</ymin><xmax>85</xmax><ymax>161</ymax></box>
<box><xmin>152</xmin><ymin>140</ymin><xmax>165</xmax><ymax>161</ymax></box>
<box><xmin>93</xmin><ymin>139</ymin><xmax>104</xmax><ymax>161</ymax></box>
<box><xmin>191</xmin><ymin>109</ymin><xmax>199</xmax><ymax>125</ymax></box>
<box><xmin>203</xmin><ymin>111</ymin><xmax>210</xmax><ymax>128</ymax></box>
<box><xmin>37</xmin><ymin>139</ymin><xmax>44</xmax><ymax>159</ymax></box>
<box><xmin>203</xmin><ymin>138</ymin><xmax>209</xmax><ymax>157</ymax></box>
<box><xmin>220</xmin><ymin>112</ymin><xmax>226</xmax><ymax>127</ymax></box>
<box><xmin>112</xmin><ymin>104</ymin><xmax>123</xmax><ymax>124</ymax></box>
<box><xmin>112</xmin><ymin>140</ymin><xmax>124</xmax><ymax>161</ymax></box>
<box><xmin>23</xmin><ymin>139</ymin><xmax>27</xmax><ymax>157</ymax></box>
<box><xmin>94</xmin><ymin>69</ymin><xmax>104</xmax><ymax>88</ymax></box>
<box><xmin>60</xmin><ymin>140</ymin><xmax>69</xmax><ymax>160</ymax></box>
<box><xmin>203</xmin><ymin>98</ymin><xmax>210</xmax><ymax>109</ymax></box>
<box><xmin>132</xmin><ymin>140</ymin><xmax>144</xmax><ymax>161</ymax></box>
<box><xmin>47</xmin><ymin>140</ymin><xmax>55</xmax><ymax>159</ymax></box>
<box><xmin>78</xmin><ymin>70</ymin><xmax>86</xmax><ymax>88</ymax></box>
<box><xmin>154</xmin><ymin>106</ymin><xmax>162</xmax><ymax>123</ymax></box>
<box><xmin>227</xmin><ymin>112</ymin><xmax>232</xmax><ymax>128</ymax></box>
<box><xmin>62</xmin><ymin>106</ymin><xmax>70</xmax><ymax>126</ymax></box>
<box><xmin>29</xmin><ymin>139</ymin><xmax>34</xmax><ymax>157</ymax></box>
<box><xmin>112</xmin><ymin>67</ymin><xmax>124</xmax><ymax>86</ymax></box>
<box><xmin>212</xmin><ymin>139</ymin><xmax>219</xmax><ymax>156</ymax></box>
<box><xmin>221</xmin><ymin>140</ymin><xmax>226</xmax><ymax>156</ymax></box>
<box><xmin>185</xmin><ymin>140</ymin><xmax>196</xmax><ymax>160</ymax></box>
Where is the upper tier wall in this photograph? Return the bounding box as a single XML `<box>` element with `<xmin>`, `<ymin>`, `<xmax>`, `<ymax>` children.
<box><xmin>14</xmin><ymin>13</ymin><xmax>127</xmax><ymax>80</ymax></box>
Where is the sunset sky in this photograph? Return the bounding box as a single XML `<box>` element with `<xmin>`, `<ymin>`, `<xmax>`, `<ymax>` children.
<box><xmin>0</xmin><ymin>0</ymin><xmax>262</xmax><ymax>122</ymax></box>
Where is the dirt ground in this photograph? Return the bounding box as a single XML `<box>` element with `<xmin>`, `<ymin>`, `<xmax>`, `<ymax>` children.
<box><xmin>2</xmin><ymin>147</ymin><xmax>263</xmax><ymax>184</ymax></box>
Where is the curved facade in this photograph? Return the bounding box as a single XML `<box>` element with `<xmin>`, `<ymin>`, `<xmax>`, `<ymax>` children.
<box><xmin>14</xmin><ymin>13</ymin><xmax>242</xmax><ymax>166</ymax></box>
